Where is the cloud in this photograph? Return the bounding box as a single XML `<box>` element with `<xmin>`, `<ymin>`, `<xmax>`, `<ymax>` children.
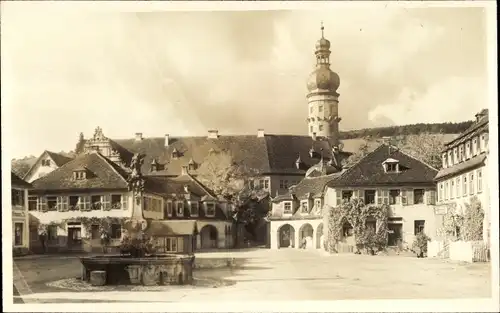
<box><xmin>368</xmin><ymin>76</ymin><xmax>487</xmax><ymax>125</ymax></box>
<box><xmin>1</xmin><ymin>5</ymin><xmax>489</xmax><ymax>158</ymax></box>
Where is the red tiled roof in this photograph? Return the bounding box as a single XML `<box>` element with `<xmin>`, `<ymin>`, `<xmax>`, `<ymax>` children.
<box><xmin>328</xmin><ymin>144</ymin><xmax>438</xmax><ymax>187</ymax></box>
<box><xmin>31</xmin><ymin>152</ymin><xmax>129</xmax><ymax>192</ymax></box>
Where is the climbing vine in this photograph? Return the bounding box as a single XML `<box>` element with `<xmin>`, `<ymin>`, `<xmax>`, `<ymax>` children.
<box><xmin>437</xmin><ymin>197</ymin><xmax>484</xmax><ymax>241</ymax></box>
<box><xmin>324</xmin><ymin>197</ymin><xmax>389</xmax><ymax>254</ymax></box>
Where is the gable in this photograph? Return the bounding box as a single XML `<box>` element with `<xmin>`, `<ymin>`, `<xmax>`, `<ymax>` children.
<box><xmin>24</xmin><ymin>151</ymin><xmax>73</xmax><ymax>182</ymax></box>
<box><xmin>31</xmin><ymin>152</ymin><xmax>129</xmax><ymax>192</ymax></box>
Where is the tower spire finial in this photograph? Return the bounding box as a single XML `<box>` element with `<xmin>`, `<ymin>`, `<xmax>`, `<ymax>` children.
<box><xmin>321</xmin><ymin>21</ymin><xmax>324</xmax><ymax>38</ymax></box>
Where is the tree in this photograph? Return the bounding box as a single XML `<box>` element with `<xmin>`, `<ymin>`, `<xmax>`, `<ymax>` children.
<box><xmin>397</xmin><ymin>133</ymin><xmax>444</xmax><ymax>169</ymax></box>
<box><xmin>196</xmin><ymin>150</ymin><xmax>268</xmax><ymax>246</ymax></box>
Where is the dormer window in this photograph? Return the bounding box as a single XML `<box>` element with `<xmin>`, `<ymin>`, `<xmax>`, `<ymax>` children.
<box><xmin>171</xmin><ymin>148</ymin><xmax>179</xmax><ymax>159</ymax></box>
<box><xmin>188</xmin><ymin>158</ymin><xmax>197</xmax><ymax>171</ymax></box>
<box><xmin>283</xmin><ymin>202</ymin><xmax>292</xmax><ymax>214</ymax></box>
<box><xmin>300</xmin><ymin>201</ymin><xmax>309</xmax><ymax>213</ymax></box>
<box><xmin>382</xmin><ymin>158</ymin><xmax>399</xmax><ymax>173</ymax></box>
<box><xmin>73</xmin><ymin>170</ymin><xmax>87</xmax><ymax>180</ymax></box>
<box><xmin>150</xmin><ymin>159</ymin><xmax>159</xmax><ymax>172</ymax></box>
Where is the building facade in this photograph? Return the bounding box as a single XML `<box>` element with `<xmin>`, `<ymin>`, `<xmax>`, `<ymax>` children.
<box><xmin>324</xmin><ymin>144</ymin><xmax>439</xmax><ymax>252</ymax></box>
<box><xmin>11</xmin><ymin>172</ymin><xmax>33</xmax><ymax>256</ymax></box>
<box><xmin>434</xmin><ymin>109</ymin><xmax>490</xmax><ymax>244</ymax></box>
<box><xmin>28</xmin><ymin>151</ymin><xmax>233</xmax><ymax>254</ymax></box>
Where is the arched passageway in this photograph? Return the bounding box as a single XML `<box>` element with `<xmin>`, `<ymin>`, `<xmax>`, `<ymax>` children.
<box><xmin>316</xmin><ymin>223</ymin><xmax>324</xmax><ymax>249</ymax></box>
<box><xmin>200</xmin><ymin>224</ymin><xmax>218</xmax><ymax>249</ymax></box>
<box><xmin>277</xmin><ymin>224</ymin><xmax>295</xmax><ymax>248</ymax></box>
<box><xmin>299</xmin><ymin>223</ymin><xmax>314</xmax><ymax>249</ymax></box>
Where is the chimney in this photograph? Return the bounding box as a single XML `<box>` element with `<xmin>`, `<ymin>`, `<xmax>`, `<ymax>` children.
<box><xmin>181</xmin><ymin>165</ymin><xmax>189</xmax><ymax>175</ymax></box>
<box><xmin>257</xmin><ymin>129</ymin><xmax>265</xmax><ymax>138</ymax></box>
<box><xmin>312</xmin><ymin>132</ymin><xmax>317</xmax><ymax>141</ymax></box>
<box><xmin>135</xmin><ymin>132</ymin><xmax>143</xmax><ymax>141</ymax></box>
<box><xmin>207</xmin><ymin>129</ymin><xmax>219</xmax><ymax>139</ymax></box>
<box><xmin>164</xmin><ymin>134</ymin><xmax>170</xmax><ymax>147</ymax></box>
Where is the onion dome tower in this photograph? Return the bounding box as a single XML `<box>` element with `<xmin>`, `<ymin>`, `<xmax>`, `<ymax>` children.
<box><xmin>306</xmin><ymin>22</ymin><xmax>341</xmax><ymax>144</ymax></box>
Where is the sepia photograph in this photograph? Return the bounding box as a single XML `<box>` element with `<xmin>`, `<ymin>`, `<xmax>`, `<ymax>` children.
<box><xmin>1</xmin><ymin>1</ymin><xmax>498</xmax><ymax>312</ymax></box>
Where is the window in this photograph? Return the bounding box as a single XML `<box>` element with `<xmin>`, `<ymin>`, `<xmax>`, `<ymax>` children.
<box><xmin>315</xmin><ymin>199</ymin><xmax>322</xmax><ymax>209</ymax></box>
<box><xmin>413</xmin><ymin>189</ymin><xmax>424</xmax><ymax>204</ymax></box>
<box><xmin>463</xmin><ymin>175</ymin><xmax>468</xmax><ymax>196</ymax></box>
<box><xmin>365</xmin><ymin>190</ymin><xmax>376</xmax><ymax>205</ymax></box>
<box><xmin>466</xmin><ymin>142</ymin><xmax>471</xmax><ymax>159</ymax></box>
<box><xmin>284</xmin><ymin>202</ymin><xmax>292</xmax><ymax>213</ymax></box>
<box><xmin>469</xmin><ymin>173</ymin><xmax>474</xmax><ymax>195</ymax></box>
<box><xmin>46</xmin><ymin>196</ymin><xmax>57</xmax><ymax>211</ymax></box>
<box><xmin>57</xmin><ymin>196</ymin><xmax>68</xmax><ymax>211</ymax></box>
<box><xmin>442</xmin><ymin>153</ymin><xmax>447</xmax><ymax>168</ymax></box>
<box><xmin>279</xmin><ymin>180</ymin><xmax>284</xmax><ymax>189</ymax></box>
<box><xmin>301</xmin><ymin>201</ymin><xmax>308</xmax><ymax>213</ymax></box>
<box><xmin>190</xmin><ymin>201</ymin><xmax>199</xmax><ymax>216</ymax></box>
<box><xmin>164</xmin><ymin>201</ymin><xmax>173</xmax><ymax>218</ymax></box>
<box><xmin>264</xmin><ymin>179</ymin><xmax>269</xmax><ymax>190</ymax></box>
<box><xmin>42</xmin><ymin>159</ymin><xmax>51</xmax><ymax>167</ymax></box>
<box><xmin>121</xmin><ymin>195</ymin><xmax>128</xmax><ymax>210</ymax></box>
<box><xmin>69</xmin><ymin>196</ymin><xmax>79</xmax><ymax>210</ymax></box>
<box><xmin>459</xmin><ymin>145</ymin><xmax>464</xmax><ymax>161</ymax></box>
<box><xmin>259</xmin><ymin>180</ymin><xmax>265</xmax><ymax>189</ymax></box>
<box><xmin>342</xmin><ymin>222</ymin><xmax>353</xmax><ymax>237</ymax></box>
<box><xmin>111</xmin><ymin>194</ymin><xmax>122</xmax><ymax>209</ymax></box>
<box><xmin>450</xmin><ymin>180</ymin><xmax>455</xmax><ymax>199</ymax></box>
<box><xmin>439</xmin><ymin>183</ymin><xmax>443</xmax><ymax>202</ymax></box>
<box><xmin>47</xmin><ymin>225</ymin><xmax>58</xmax><ymax>241</ymax></box>
<box><xmin>453</xmin><ymin>148</ymin><xmax>458</xmax><ymax>164</ymax></box>
<box><xmin>176</xmin><ymin>201</ymin><xmax>184</xmax><ymax>217</ymax></box>
<box><xmin>477</xmin><ymin>169</ymin><xmax>483</xmax><ymax>193</ymax></box>
<box><xmin>318</xmin><ymin>105</ymin><xmax>323</xmax><ymax>112</ymax></box>
<box><xmin>206</xmin><ymin>202</ymin><xmax>216</xmax><ymax>216</ymax></box>
<box><xmin>28</xmin><ymin>196</ymin><xmax>37</xmax><ymax>211</ymax></box>
<box><xmin>11</xmin><ymin>189</ymin><xmax>24</xmax><ymax>206</ymax></box>
<box><xmin>389</xmin><ymin>189</ymin><xmax>400</xmax><ymax>205</ymax></box>
<box><xmin>319</xmin><ymin>125</ymin><xmax>324</xmax><ymax>131</ymax></box>
<box><xmin>366</xmin><ymin>220</ymin><xmax>376</xmax><ymax>231</ymax></box>
<box><xmin>166</xmin><ymin>237</ymin><xmax>178</xmax><ymax>252</ymax></box>
<box><xmin>91</xmin><ymin>195</ymin><xmax>102</xmax><ymax>210</ymax></box>
<box><xmin>73</xmin><ymin>170</ymin><xmax>87</xmax><ymax>180</ymax></box>
<box><xmin>444</xmin><ymin>182</ymin><xmax>449</xmax><ymax>200</ymax></box>
<box><xmin>14</xmin><ymin>223</ymin><xmax>23</xmax><ymax>246</ymax></box>
<box><xmin>37</xmin><ymin>196</ymin><xmax>47</xmax><ymax>211</ymax></box>
<box><xmin>414</xmin><ymin>220</ymin><xmax>425</xmax><ymax>235</ymax></box>
<box><xmin>472</xmin><ymin>138</ymin><xmax>478</xmax><ymax>156</ymax></box>
<box><xmin>91</xmin><ymin>225</ymin><xmax>100</xmax><ymax>239</ymax></box>
<box><xmin>456</xmin><ymin>177</ymin><xmax>460</xmax><ymax>198</ymax></box>
<box><xmin>110</xmin><ymin>224</ymin><xmax>121</xmax><ymax>239</ymax></box>
<box><xmin>386</xmin><ymin>163</ymin><xmax>398</xmax><ymax>172</ymax></box>
<box><xmin>447</xmin><ymin>151</ymin><xmax>452</xmax><ymax>167</ymax></box>
<box><xmin>480</xmin><ymin>134</ymin><xmax>486</xmax><ymax>152</ymax></box>
<box><xmin>341</xmin><ymin>190</ymin><xmax>353</xmax><ymax>201</ymax></box>
<box><xmin>401</xmin><ymin>189</ymin><xmax>414</xmax><ymax>205</ymax></box>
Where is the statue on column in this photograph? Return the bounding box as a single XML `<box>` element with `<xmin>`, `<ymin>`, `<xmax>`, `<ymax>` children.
<box><xmin>125</xmin><ymin>153</ymin><xmax>148</xmax><ymax>236</ymax></box>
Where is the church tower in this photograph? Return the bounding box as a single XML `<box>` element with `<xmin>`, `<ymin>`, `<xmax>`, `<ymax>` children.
<box><xmin>306</xmin><ymin>23</ymin><xmax>341</xmax><ymax>145</ymax></box>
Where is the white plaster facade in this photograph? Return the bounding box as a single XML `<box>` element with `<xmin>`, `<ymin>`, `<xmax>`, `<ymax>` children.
<box><xmin>269</xmin><ymin>219</ymin><xmax>323</xmax><ymax>250</ymax></box>
<box><xmin>12</xmin><ymin>187</ymin><xmax>30</xmax><ymax>253</ymax></box>
<box><xmin>196</xmin><ymin>220</ymin><xmax>233</xmax><ymax>250</ymax></box>
<box><xmin>24</xmin><ymin>152</ymin><xmax>63</xmax><ymax>183</ymax></box>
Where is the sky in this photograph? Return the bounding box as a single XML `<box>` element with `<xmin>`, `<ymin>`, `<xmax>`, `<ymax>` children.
<box><xmin>1</xmin><ymin>3</ymin><xmax>491</xmax><ymax>159</ymax></box>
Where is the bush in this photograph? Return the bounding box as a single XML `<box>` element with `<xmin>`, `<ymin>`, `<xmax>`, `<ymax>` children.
<box><xmin>412</xmin><ymin>232</ymin><xmax>431</xmax><ymax>258</ymax></box>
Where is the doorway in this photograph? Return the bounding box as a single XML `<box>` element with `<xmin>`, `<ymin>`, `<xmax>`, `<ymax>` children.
<box><xmin>387</xmin><ymin>223</ymin><xmax>403</xmax><ymax>246</ymax></box>
<box><xmin>67</xmin><ymin>225</ymin><xmax>83</xmax><ymax>251</ymax></box>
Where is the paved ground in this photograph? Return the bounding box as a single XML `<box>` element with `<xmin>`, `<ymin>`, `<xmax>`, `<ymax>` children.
<box><xmin>12</xmin><ymin>248</ymin><xmax>491</xmax><ymax>303</ymax></box>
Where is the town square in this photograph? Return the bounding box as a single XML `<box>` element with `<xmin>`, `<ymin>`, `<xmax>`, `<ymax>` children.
<box><xmin>2</xmin><ymin>2</ymin><xmax>498</xmax><ymax>311</ymax></box>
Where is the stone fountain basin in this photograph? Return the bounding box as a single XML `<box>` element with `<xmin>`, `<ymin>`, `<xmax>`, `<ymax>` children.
<box><xmin>80</xmin><ymin>254</ymin><xmax>195</xmax><ymax>286</ymax></box>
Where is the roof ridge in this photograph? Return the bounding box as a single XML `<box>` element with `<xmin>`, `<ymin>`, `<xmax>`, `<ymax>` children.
<box><xmin>94</xmin><ymin>152</ymin><xmax>129</xmax><ymax>184</ymax></box>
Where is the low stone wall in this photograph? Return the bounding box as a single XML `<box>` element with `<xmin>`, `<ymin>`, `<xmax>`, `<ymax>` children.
<box><xmin>193</xmin><ymin>257</ymin><xmax>238</xmax><ymax>269</ymax></box>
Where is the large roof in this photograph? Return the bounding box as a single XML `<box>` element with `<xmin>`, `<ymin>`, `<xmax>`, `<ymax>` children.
<box><xmin>85</xmin><ymin>133</ymin><xmax>349</xmax><ymax>176</ymax></box>
<box><xmin>31</xmin><ymin>151</ymin><xmax>129</xmax><ymax>192</ymax></box>
<box><xmin>434</xmin><ymin>154</ymin><xmax>487</xmax><ymax>181</ymax></box>
<box><xmin>11</xmin><ymin>172</ymin><xmax>33</xmax><ymax>189</ymax></box>
<box><xmin>328</xmin><ymin>144</ymin><xmax>438</xmax><ymax>187</ymax></box>
<box><xmin>444</xmin><ymin>109</ymin><xmax>489</xmax><ymax>149</ymax></box>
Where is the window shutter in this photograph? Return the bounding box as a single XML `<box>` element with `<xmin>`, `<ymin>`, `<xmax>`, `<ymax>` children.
<box><xmin>401</xmin><ymin>190</ymin><xmax>407</xmax><ymax>205</ymax></box>
<box><xmin>177</xmin><ymin>237</ymin><xmax>184</xmax><ymax>253</ymax></box>
<box><xmin>336</xmin><ymin>191</ymin><xmax>341</xmax><ymax>206</ymax></box>
<box><xmin>407</xmin><ymin>189</ymin><xmax>414</xmax><ymax>205</ymax></box>
<box><xmin>358</xmin><ymin>190</ymin><xmax>365</xmax><ymax>203</ymax></box>
<box><xmin>425</xmin><ymin>190</ymin><xmax>431</xmax><ymax>205</ymax></box>
<box><xmin>377</xmin><ymin>190</ymin><xmax>382</xmax><ymax>204</ymax></box>
<box><xmin>122</xmin><ymin>195</ymin><xmax>128</xmax><ymax>210</ymax></box>
<box><xmin>383</xmin><ymin>190</ymin><xmax>389</xmax><ymax>205</ymax></box>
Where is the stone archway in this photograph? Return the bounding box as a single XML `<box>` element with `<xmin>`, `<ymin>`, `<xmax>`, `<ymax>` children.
<box><xmin>299</xmin><ymin>223</ymin><xmax>314</xmax><ymax>249</ymax></box>
<box><xmin>316</xmin><ymin>223</ymin><xmax>324</xmax><ymax>249</ymax></box>
<box><xmin>277</xmin><ymin>224</ymin><xmax>295</xmax><ymax>249</ymax></box>
<box><xmin>200</xmin><ymin>224</ymin><xmax>218</xmax><ymax>249</ymax></box>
